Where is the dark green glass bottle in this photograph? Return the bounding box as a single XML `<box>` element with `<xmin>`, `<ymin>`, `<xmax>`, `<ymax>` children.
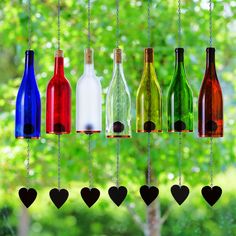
<box><xmin>167</xmin><ymin>48</ymin><xmax>193</xmax><ymax>132</ymax></box>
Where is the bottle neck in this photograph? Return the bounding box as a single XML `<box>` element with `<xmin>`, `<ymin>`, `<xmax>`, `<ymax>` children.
<box><xmin>175</xmin><ymin>48</ymin><xmax>185</xmax><ymax>72</ymax></box>
<box><xmin>24</xmin><ymin>50</ymin><xmax>35</xmax><ymax>74</ymax></box>
<box><xmin>113</xmin><ymin>48</ymin><xmax>124</xmax><ymax>72</ymax></box>
<box><xmin>54</xmin><ymin>57</ymin><xmax>64</xmax><ymax>76</ymax></box>
<box><xmin>206</xmin><ymin>47</ymin><xmax>216</xmax><ymax>71</ymax></box>
<box><xmin>84</xmin><ymin>48</ymin><xmax>95</xmax><ymax>75</ymax></box>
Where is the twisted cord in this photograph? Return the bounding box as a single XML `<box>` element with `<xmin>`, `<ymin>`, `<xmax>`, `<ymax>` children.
<box><xmin>147</xmin><ymin>133</ymin><xmax>151</xmax><ymax>186</ymax></box>
<box><xmin>116</xmin><ymin>0</ymin><xmax>120</xmax><ymax>48</ymax></box>
<box><xmin>178</xmin><ymin>132</ymin><xmax>182</xmax><ymax>186</ymax></box>
<box><xmin>116</xmin><ymin>139</ymin><xmax>120</xmax><ymax>187</ymax></box>
<box><xmin>178</xmin><ymin>0</ymin><xmax>181</xmax><ymax>48</ymax></box>
<box><xmin>57</xmin><ymin>135</ymin><xmax>61</xmax><ymax>189</ymax></box>
<box><xmin>209</xmin><ymin>0</ymin><xmax>213</xmax><ymax>47</ymax></box>
<box><xmin>58</xmin><ymin>0</ymin><xmax>61</xmax><ymax>50</ymax></box>
<box><xmin>210</xmin><ymin>137</ymin><xmax>213</xmax><ymax>187</ymax></box>
<box><xmin>148</xmin><ymin>0</ymin><xmax>151</xmax><ymax>47</ymax></box>
<box><xmin>28</xmin><ymin>0</ymin><xmax>31</xmax><ymax>49</ymax></box>
<box><xmin>88</xmin><ymin>0</ymin><xmax>91</xmax><ymax>48</ymax></box>
<box><xmin>88</xmin><ymin>135</ymin><xmax>93</xmax><ymax>189</ymax></box>
<box><xmin>26</xmin><ymin>139</ymin><xmax>30</xmax><ymax>188</ymax></box>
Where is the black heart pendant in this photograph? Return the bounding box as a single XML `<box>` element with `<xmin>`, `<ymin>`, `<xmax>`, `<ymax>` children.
<box><xmin>108</xmin><ymin>186</ymin><xmax>128</xmax><ymax>207</ymax></box>
<box><xmin>201</xmin><ymin>186</ymin><xmax>222</xmax><ymax>206</ymax></box>
<box><xmin>171</xmin><ymin>185</ymin><xmax>190</xmax><ymax>205</ymax></box>
<box><xmin>81</xmin><ymin>187</ymin><xmax>100</xmax><ymax>208</ymax></box>
<box><xmin>49</xmin><ymin>188</ymin><xmax>69</xmax><ymax>209</ymax></box>
<box><xmin>140</xmin><ymin>185</ymin><xmax>159</xmax><ymax>206</ymax></box>
<box><xmin>18</xmin><ymin>187</ymin><xmax>37</xmax><ymax>208</ymax></box>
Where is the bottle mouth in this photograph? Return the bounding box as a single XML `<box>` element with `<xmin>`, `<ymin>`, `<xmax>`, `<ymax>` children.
<box><xmin>85</xmin><ymin>48</ymin><xmax>93</xmax><ymax>64</ymax></box>
<box><xmin>55</xmin><ymin>49</ymin><xmax>64</xmax><ymax>57</ymax></box>
<box><xmin>144</xmin><ymin>47</ymin><xmax>154</xmax><ymax>63</ymax></box>
<box><xmin>206</xmin><ymin>47</ymin><xmax>215</xmax><ymax>53</ymax></box>
<box><xmin>114</xmin><ymin>48</ymin><xmax>122</xmax><ymax>64</ymax></box>
<box><xmin>175</xmin><ymin>48</ymin><xmax>184</xmax><ymax>53</ymax></box>
<box><xmin>25</xmin><ymin>50</ymin><xmax>34</xmax><ymax>55</ymax></box>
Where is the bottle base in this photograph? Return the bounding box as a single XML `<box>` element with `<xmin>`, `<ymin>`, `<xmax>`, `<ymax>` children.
<box><xmin>168</xmin><ymin>130</ymin><xmax>193</xmax><ymax>133</ymax></box>
<box><xmin>106</xmin><ymin>135</ymin><xmax>131</xmax><ymax>138</ymax></box>
<box><xmin>136</xmin><ymin>129</ymin><xmax>162</xmax><ymax>133</ymax></box>
<box><xmin>16</xmin><ymin>136</ymin><xmax>40</xmax><ymax>140</ymax></box>
<box><xmin>76</xmin><ymin>130</ymin><xmax>101</xmax><ymax>135</ymax></box>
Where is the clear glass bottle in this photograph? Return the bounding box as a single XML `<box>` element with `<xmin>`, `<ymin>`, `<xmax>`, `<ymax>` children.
<box><xmin>76</xmin><ymin>48</ymin><xmax>102</xmax><ymax>134</ymax></box>
<box><xmin>15</xmin><ymin>50</ymin><xmax>41</xmax><ymax>139</ymax></box>
<box><xmin>106</xmin><ymin>48</ymin><xmax>131</xmax><ymax>138</ymax></box>
<box><xmin>136</xmin><ymin>48</ymin><xmax>162</xmax><ymax>133</ymax></box>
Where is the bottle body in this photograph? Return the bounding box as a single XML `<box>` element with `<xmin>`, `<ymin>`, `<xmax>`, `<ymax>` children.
<box><xmin>136</xmin><ymin>48</ymin><xmax>162</xmax><ymax>132</ymax></box>
<box><xmin>76</xmin><ymin>48</ymin><xmax>102</xmax><ymax>134</ymax></box>
<box><xmin>46</xmin><ymin>50</ymin><xmax>71</xmax><ymax>134</ymax></box>
<box><xmin>106</xmin><ymin>48</ymin><xmax>131</xmax><ymax>138</ymax></box>
<box><xmin>198</xmin><ymin>47</ymin><xmax>223</xmax><ymax>137</ymax></box>
<box><xmin>167</xmin><ymin>48</ymin><xmax>193</xmax><ymax>132</ymax></box>
<box><xmin>15</xmin><ymin>50</ymin><xmax>41</xmax><ymax>139</ymax></box>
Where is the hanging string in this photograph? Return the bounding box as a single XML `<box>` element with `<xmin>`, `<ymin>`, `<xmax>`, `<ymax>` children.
<box><xmin>178</xmin><ymin>132</ymin><xmax>182</xmax><ymax>186</ymax></box>
<box><xmin>178</xmin><ymin>0</ymin><xmax>181</xmax><ymax>48</ymax></box>
<box><xmin>87</xmin><ymin>0</ymin><xmax>91</xmax><ymax>48</ymax></box>
<box><xmin>209</xmin><ymin>0</ymin><xmax>213</xmax><ymax>47</ymax></box>
<box><xmin>116</xmin><ymin>139</ymin><xmax>120</xmax><ymax>187</ymax></box>
<box><xmin>147</xmin><ymin>0</ymin><xmax>151</xmax><ymax>47</ymax></box>
<box><xmin>147</xmin><ymin>133</ymin><xmax>151</xmax><ymax>186</ymax></box>
<box><xmin>210</xmin><ymin>137</ymin><xmax>213</xmax><ymax>187</ymax></box>
<box><xmin>57</xmin><ymin>0</ymin><xmax>61</xmax><ymax>50</ymax></box>
<box><xmin>26</xmin><ymin>139</ymin><xmax>30</xmax><ymax>188</ymax></box>
<box><xmin>57</xmin><ymin>135</ymin><xmax>61</xmax><ymax>190</ymax></box>
<box><xmin>88</xmin><ymin>135</ymin><xmax>93</xmax><ymax>189</ymax></box>
<box><xmin>28</xmin><ymin>0</ymin><xmax>31</xmax><ymax>50</ymax></box>
<box><xmin>116</xmin><ymin>0</ymin><xmax>120</xmax><ymax>48</ymax></box>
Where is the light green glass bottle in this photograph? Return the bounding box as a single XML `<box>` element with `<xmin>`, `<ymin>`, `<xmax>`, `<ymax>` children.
<box><xmin>136</xmin><ymin>48</ymin><xmax>162</xmax><ymax>133</ymax></box>
<box><xmin>167</xmin><ymin>48</ymin><xmax>193</xmax><ymax>132</ymax></box>
<box><xmin>106</xmin><ymin>48</ymin><xmax>131</xmax><ymax>138</ymax></box>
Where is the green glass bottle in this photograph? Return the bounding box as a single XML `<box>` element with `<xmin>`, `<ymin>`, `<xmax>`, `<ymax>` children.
<box><xmin>136</xmin><ymin>48</ymin><xmax>162</xmax><ymax>133</ymax></box>
<box><xmin>167</xmin><ymin>48</ymin><xmax>193</xmax><ymax>132</ymax></box>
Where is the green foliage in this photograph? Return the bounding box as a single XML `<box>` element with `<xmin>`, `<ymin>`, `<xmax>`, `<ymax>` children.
<box><xmin>0</xmin><ymin>0</ymin><xmax>235</xmax><ymax>235</ymax></box>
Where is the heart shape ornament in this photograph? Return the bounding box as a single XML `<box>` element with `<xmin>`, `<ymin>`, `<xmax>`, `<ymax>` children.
<box><xmin>81</xmin><ymin>187</ymin><xmax>100</xmax><ymax>208</ymax></box>
<box><xmin>171</xmin><ymin>184</ymin><xmax>190</xmax><ymax>205</ymax></box>
<box><xmin>201</xmin><ymin>186</ymin><xmax>222</xmax><ymax>206</ymax></box>
<box><xmin>140</xmin><ymin>185</ymin><xmax>159</xmax><ymax>206</ymax></box>
<box><xmin>108</xmin><ymin>186</ymin><xmax>128</xmax><ymax>206</ymax></box>
<box><xmin>18</xmin><ymin>188</ymin><xmax>37</xmax><ymax>208</ymax></box>
<box><xmin>49</xmin><ymin>188</ymin><xmax>69</xmax><ymax>209</ymax></box>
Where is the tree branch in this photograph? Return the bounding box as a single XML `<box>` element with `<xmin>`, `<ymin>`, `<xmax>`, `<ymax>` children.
<box><xmin>125</xmin><ymin>203</ymin><xmax>146</xmax><ymax>231</ymax></box>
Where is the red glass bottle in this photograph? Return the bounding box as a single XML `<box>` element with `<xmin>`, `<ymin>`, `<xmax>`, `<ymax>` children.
<box><xmin>46</xmin><ymin>50</ymin><xmax>71</xmax><ymax>134</ymax></box>
<box><xmin>198</xmin><ymin>47</ymin><xmax>223</xmax><ymax>137</ymax></box>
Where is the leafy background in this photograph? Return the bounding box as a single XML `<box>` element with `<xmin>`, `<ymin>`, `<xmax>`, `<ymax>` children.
<box><xmin>0</xmin><ymin>0</ymin><xmax>235</xmax><ymax>235</ymax></box>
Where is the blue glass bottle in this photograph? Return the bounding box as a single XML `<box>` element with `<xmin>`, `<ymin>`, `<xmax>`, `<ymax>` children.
<box><xmin>15</xmin><ymin>50</ymin><xmax>41</xmax><ymax>139</ymax></box>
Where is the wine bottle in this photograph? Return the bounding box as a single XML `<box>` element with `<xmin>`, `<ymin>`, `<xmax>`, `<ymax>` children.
<box><xmin>15</xmin><ymin>50</ymin><xmax>41</xmax><ymax>139</ymax></box>
<box><xmin>136</xmin><ymin>48</ymin><xmax>162</xmax><ymax>133</ymax></box>
<box><xmin>76</xmin><ymin>48</ymin><xmax>102</xmax><ymax>134</ymax></box>
<box><xmin>46</xmin><ymin>50</ymin><xmax>71</xmax><ymax>134</ymax></box>
<box><xmin>198</xmin><ymin>47</ymin><xmax>223</xmax><ymax>137</ymax></box>
<box><xmin>167</xmin><ymin>48</ymin><xmax>193</xmax><ymax>132</ymax></box>
<box><xmin>106</xmin><ymin>48</ymin><xmax>131</xmax><ymax>138</ymax></box>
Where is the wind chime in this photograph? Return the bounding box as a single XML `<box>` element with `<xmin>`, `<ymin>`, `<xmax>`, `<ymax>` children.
<box><xmin>199</xmin><ymin>0</ymin><xmax>223</xmax><ymax>206</ymax></box>
<box><xmin>76</xmin><ymin>0</ymin><xmax>102</xmax><ymax>208</ymax></box>
<box><xmin>167</xmin><ymin>0</ymin><xmax>193</xmax><ymax>205</ymax></box>
<box><xmin>136</xmin><ymin>0</ymin><xmax>162</xmax><ymax>206</ymax></box>
<box><xmin>106</xmin><ymin>0</ymin><xmax>131</xmax><ymax>207</ymax></box>
<box><xmin>15</xmin><ymin>0</ymin><xmax>41</xmax><ymax>208</ymax></box>
<box><xmin>46</xmin><ymin>0</ymin><xmax>71</xmax><ymax>209</ymax></box>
